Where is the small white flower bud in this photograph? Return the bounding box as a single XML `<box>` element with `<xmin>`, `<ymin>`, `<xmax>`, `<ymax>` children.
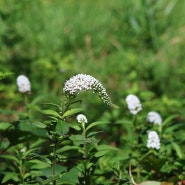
<box><xmin>16</xmin><ymin>75</ymin><xmax>31</xmax><ymax>93</ymax></box>
<box><xmin>125</xmin><ymin>94</ymin><xmax>142</xmax><ymax>114</ymax></box>
<box><xmin>147</xmin><ymin>131</ymin><xmax>160</xmax><ymax>150</ymax></box>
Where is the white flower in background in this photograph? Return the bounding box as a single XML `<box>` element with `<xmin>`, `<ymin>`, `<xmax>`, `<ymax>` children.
<box><xmin>147</xmin><ymin>111</ymin><xmax>162</xmax><ymax>125</ymax></box>
<box><xmin>20</xmin><ymin>147</ymin><xmax>27</xmax><ymax>153</ymax></box>
<box><xmin>63</xmin><ymin>74</ymin><xmax>114</xmax><ymax>107</ymax></box>
<box><xmin>16</xmin><ymin>75</ymin><xmax>31</xmax><ymax>93</ymax></box>
<box><xmin>125</xmin><ymin>94</ymin><xmax>142</xmax><ymax>114</ymax></box>
<box><xmin>146</xmin><ymin>131</ymin><xmax>160</xmax><ymax>150</ymax></box>
<box><xmin>77</xmin><ymin>114</ymin><xmax>88</xmax><ymax>124</ymax></box>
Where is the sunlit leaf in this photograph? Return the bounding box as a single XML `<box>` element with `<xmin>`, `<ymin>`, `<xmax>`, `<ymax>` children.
<box><xmin>34</xmin><ymin>122</ymin><xmax>47</xmax><ymax>128</ymax></box>
<box><xmin>0</xmin><ymin>71</ymin><xmax>14</xmax><ymax>80</ymax></box>
<box><xmin>0</xmin><ymin>123</ymin><xmax>12</xmax><ymax>131</ymax></box>
<box><xmin>62</xmin><ymin>108</ymin><xmax>83</xmax><ymax>118</ymax></box>
<box><xmin>2</xmin><ymin>172</ymin><xmax>19</xmax><ymax>183</ymax></box>
<box><xmin>172</xmin><ymin>142</ymin><xmax>183</xmax><ymax>158</ymax></box>
<box><xmin>0</xmin><ymin>155</ymin><xmax>19</xmax><ymax>163</ymax></box>
<box><xmin>86</xmin><ymin>121</ymin><xmax>109</xmax><ymax>131</ymax></box>
<box><xmin>41</xmin><ymin>109</ymin><xmax>61</xmax><ymax>118</ymax></box>
<box><xmin>69</xmin><ymin>123</ymin><xmax>81</xmax><ymax>131</ymax></box>
<box><xmin>57</xmin><ymin>146</ymin><xmax>81</xmax><ymax>153</ymax></box>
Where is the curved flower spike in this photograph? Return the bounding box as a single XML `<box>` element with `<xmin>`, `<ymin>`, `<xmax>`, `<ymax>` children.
<box><xmin>63</xmin><ymin>74</ymin><xmax>116</xmax><ymax>107</ymax></box>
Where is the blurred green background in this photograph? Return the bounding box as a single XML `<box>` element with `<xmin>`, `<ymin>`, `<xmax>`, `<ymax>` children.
<box><xmin>1</xmin><ymin>0</ymin><xmax>185</xmax><ymax>122</ymax></box>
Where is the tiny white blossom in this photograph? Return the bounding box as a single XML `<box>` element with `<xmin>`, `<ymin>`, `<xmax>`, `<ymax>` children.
<box><xmin>16</xmin><ymin>75</ymin><xmax>31</xmax><ymax>93</ymax></box>
<box><xmin>147</xmin><ymin>111</ymin><xmax>162</xmax><ymax>125</ymax></box>
<box><xmin>63</xmin><ymin>74</ymin><xmax>114</xmax><ymax>107</ymax></box>
<box><xmin>147</xmin><ymin>131</ymin><xmax>160</xmax><ymax>150</ymax></box>
<box><xmin>125</xmin><ymin>94</ymin><xmax>142</xmax><ymax>114</ymax></box>
<box><xmin>77</xmin><ymin>114</ymin><xmax>88</xmax><ymax>124</ymax></box>
<box><xmin>20</xmin><ymin>147</ymin><xmax>26</xmax><ymax>153</ymax></box>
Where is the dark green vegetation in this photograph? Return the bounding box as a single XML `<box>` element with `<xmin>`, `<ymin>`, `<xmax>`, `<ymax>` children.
<box><xmin>0</xmin><ymin>0</ymin><xmax>185</xmax><ymax>184</ymax></box>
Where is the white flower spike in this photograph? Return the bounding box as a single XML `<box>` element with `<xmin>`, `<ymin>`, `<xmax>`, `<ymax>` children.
<box><xmin>125</xmin><ymin>94</ymin><xmax>142</xmax><ymax>114</ymax></box>
<box><xmin>147</xmin><ymin>111</ymin><xmax>162</xmax><ymax>125</ymax></box>
<box><xmin>16</xmin><ymin>75</ymin><xmax>31</xmax><ymax>93</ymax></box>
<box><xmin>77</xmin><ymin>114</ymin><xmax>88</xmax><ymax>124</ymax></box>
<box><xmin>63</xmin><ymin>74</ymin><xmax>115</xmax><ymax>107</ymax></box>
<box><xmin>147</xmin><ymin>131</ymin><xmax>160</xmax><ymax>150</ymax></box>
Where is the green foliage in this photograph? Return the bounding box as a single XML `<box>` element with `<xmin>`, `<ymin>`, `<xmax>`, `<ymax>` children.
<box><xmin>1</xmin><ymin>0</ymin><xmax>185</xmax><ymax>184</ymax></box>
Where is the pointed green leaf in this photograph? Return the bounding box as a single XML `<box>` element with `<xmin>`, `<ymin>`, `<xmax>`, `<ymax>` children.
<box><xmin>86</xmin><ymin>121</ymin><xmax>109</xmax><ymax>131</ymax></box>
<box><xmin>62</xmin><ymin>108</ymin><xmax>83</xmax><ymax>118</ymax></box>
<box><xmin>41</xmin><ymin>109</ymin><xmax>61</xmax><ymax>118</ymax></box>
<box><xmin>69</xmin><ymin>123</ymin><xmax>81</xmax><ymax>131</ymax></box>
<box><xmin>0</xmin><ymin>155</ymin><xmax>19</xmax><ymax>163</ymax></box>
<box><xmin>34</xmin><ymin>122</ymin><xmax>47</xmax><ymax>128</ymax></box>
<box><xmin>58</xmin><ymin>167</ymin><xmax>79</xmax><ymax>184</ymax></box>
<box><xmin>57</xmin><ymin>146</ymin><xmax>81</xmax><ymax>153</ymax></box>
<box><xmin>2</xmin><ymin>172</ymin><xmax>19</xmax><ymax>183</ymax></box>
<box><xmin>172</xmin><ymin>142</ymin><xmax>183</xmax><ymax>158</ymax></box>
<box><xmin>0</xmin><ymin>123</ymin><xmax>12</xmax><ymax>131</ymax></box>
<box><xmin>69</xmin><ymin>134</ymin><xmax>87</xmax><ymax>145</ymax></box>
<box><xmin>95</xmin><ymin>144</ymin><xmax>119</xmax><ymax>157</ymax></box>
<box><xmin>55</xmin><ymin>120</ymin><xmax>69</xmax><ymax>135</ymax></box>
<box><xmin>162</xmin><ymin>114</ymin><xmax>178</xmax><ymax>127</ymax></box>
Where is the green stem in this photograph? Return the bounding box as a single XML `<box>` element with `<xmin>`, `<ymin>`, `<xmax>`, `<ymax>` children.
<box><xmin>52</xmin><ymin>141</ymin><xmax>57</xmax><ymax>185</ymax></box>
<box><xmin>82</xmin><ymin>123</ymin><xmax>89</xmax><ymax>185</ymax></box>
<box><xmin>19</xmin><ymin>157</ymin><xmax>25</xmax><ymax>184</ymax></box>
<box><xmin>24</xmin><ymin>93</ymin><xmax>29</xmax><ymax>118</ymax></box>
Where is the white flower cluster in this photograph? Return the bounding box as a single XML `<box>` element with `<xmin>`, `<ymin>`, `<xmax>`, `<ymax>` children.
<box><xmin>16</xmin><ymin>75</ymin><xmax>31</xmax><ymax>93</ymax></box>
<box><xmin>146</xmin><ymin>131</ymin><xmax>160</xmax><ymax>150</ymax></box>
<box><xmin>63</xmin><ymin>74</ymin><xmax>113</xmax><ymax>106</ymax></box>
<box><xmin>147</xmin><ymin>111</ymin><xmax>162</xmax><ymax>125</ymax></box>
<box><xmin>125</xmin><ymin>94</ymin><xmax>142</xmax><ymax>114</ymax></box>
<box><xmin>77</xmin><ymin>114</ymin><xmax>88</xmax><ymax>124</ymax></box>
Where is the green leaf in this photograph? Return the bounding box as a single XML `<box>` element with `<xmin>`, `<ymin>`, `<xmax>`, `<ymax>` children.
<box><xmin>95</xmin><ymin>144</ymin><xmax>119</xmax><ymax>157</ymax></box>
<box><xmin>69</xmin><ymin>134</ymin><xmax>87</xmax><ymax>145</ymax></box>
<box><xmin>86</xmin><ymin>121</ymin><xmax>108</xmax><ymax>131</ymax></box>
<box><xmin>0</xmin><ymin>122</ymin><xmax>12</xmax><ymax>131</ymax></box>
<box><xmin>34</xmin><ymin>122</ymin><xmax>47</xmax><ymax>128</ymax></box>
<box><xmin>58</xmin><ymin>167</ymin><xmax>79</xmax><ymax>184</ymax></box>
<box><xmin>87</xmin><ymin>131</ymin><xmax>103</xmax><ymax>137</ymax></box>
<box><xmin>69</xmin><ymin>123</ymin><xmax>81</xmax><ymax>131</ymax></box>
<box><xmin>172</xmin><ymin>142</ymin><xmax>183</xmax><ymax>158</ymax></box>
<box><xmin>62</xmin><ymin>108</ymin><xmax>83</xmax><ymax>118</ymax></box>
<box><xmin>2</xmin><ymin>172</ymin><xmax>19</xmax><ymax>183</ymax></box>
<box><xmin>55</xmin><ymin>120</ymin><xmax>69</xmax><ymax>135</ymax></box>
<box><xmin>29</xmin><ymin>159</ymin><xmax>50</xmax><ymax>169</ymax></box>
<box><xmin>162</xmin><ymin>114</ymin><xmax>178</xmax><ymax>127</ymax></box>
<box><xmin>41</xmin><ymin>109</ymin><xmax>61</xmax><ymax>118</ymax></box>
<box><xmin>0</xmin><ymin>155</ymin><xmax>19</xmax><ymax>163</ymax></box>
<box><xmin>0</xmin><ymin>71</ymin><xmax>14</xmax><ymax>80</ymax></box>
<box><xmin>57</xmin><ymin>146</ymin><xmax>81</xmax><ymax>153</ymax></box>
<box><xmin>41</xmin><ymin>165</ymin><xmax>66</xmax><ymax>178</ymax></box>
